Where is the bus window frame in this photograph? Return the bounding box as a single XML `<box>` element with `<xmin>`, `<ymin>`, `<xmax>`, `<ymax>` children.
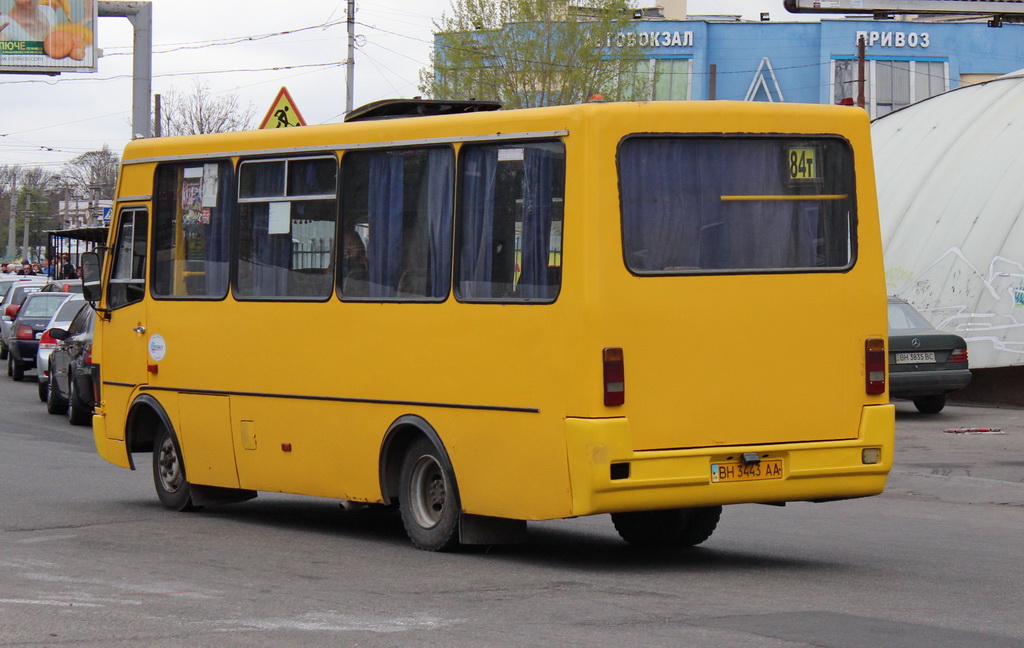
<box><xmin>150</xmin><ymin>159</ymin><xmax>236</xmax><ymax>303</ymax></box>
<box><xmin>107</xmin><ymin>206</ymin><xmax>149</xmax><ymax>311</ymax></box>
<box><xmin>453</xmin><ymin>138</ymin><xmax>567</xmax><ymax>305</ymax></box>
<box><xmin>616</xmin><ymin>133</ymin><xmax>859</xmax><ymax>278</ymax></box>
<box><xmin>336</xmin><ymin>144</ymin><xmax>456</xmax><ymax>304</ymax></box>
<box><xmin>233</xmin><ymin>154</ymin><xmax>340</xmax><ymax>303</ymax></box>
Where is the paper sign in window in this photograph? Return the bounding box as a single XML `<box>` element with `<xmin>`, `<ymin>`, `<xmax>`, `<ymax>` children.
<box><xmin>202</xmin><ymin>164</ymin><xmax>220</xmax><ymax>207</ymax></box>
<box><xmin>268</xmin><ymin>202</ymin><xmax>291</xmax><ymax>234</ymax></box>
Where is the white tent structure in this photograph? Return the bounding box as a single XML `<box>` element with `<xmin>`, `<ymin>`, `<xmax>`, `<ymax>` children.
<box><xmin>872</xmin><ymin>70</ymin><xmax>1024</xmax><ymax>369</ymax></box>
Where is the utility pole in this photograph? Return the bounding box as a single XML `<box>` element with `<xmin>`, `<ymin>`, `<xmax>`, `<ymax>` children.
<box><xmin>22</xmin><ymin>194</ymin><xmax>30</xmax><ymax>261</ymax></box>
<box><xmin>6</xmin><ymin>171</ymin><xmax>17</xmax><ymax>260</ymax></box>
<box><xmin>857</xmin><ymin>35</ymin><xmax>866</xmax><ymax>110</ymax></box>
<box><xmin>346</xmin><ymin>0</ymin><xmax>356</xmax><ymax>114</ymax></box>
<box><xmin>98</xmin><ymin>1</ymin><xmax>153</xmax><ymax>138</ymax></box>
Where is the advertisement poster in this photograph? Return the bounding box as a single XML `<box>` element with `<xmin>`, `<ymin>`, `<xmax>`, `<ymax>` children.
<box><xmin>181</xmin><ymin>167</ymin><xmax>211</xmax><ymax>227</ymax></box>
<box><xmin>0</xmin><ymin>0</ymin><xmax>98</xmax><ymax>73</ymax></box>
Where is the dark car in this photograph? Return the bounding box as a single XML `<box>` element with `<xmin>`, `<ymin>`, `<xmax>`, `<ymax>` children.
<box><xmin>888</xmin><ymin>297</ymin><xmax>972</xmax><ymax>414</ymax></box>
<box><xmin>46</xmin><ymin>304</ymin><xmax>96</xmax><ymax>426</ymax></box>
<box><xmin>6</xmin><ymin>292</ymin><xmax>72</xmax><ymax>382</ymax></box>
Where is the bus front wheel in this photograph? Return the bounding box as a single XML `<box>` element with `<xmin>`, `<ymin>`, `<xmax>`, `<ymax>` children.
<box><xmin>398</xmin><ymin>438</ymin><xmax>461</xmax><ymax>551</ymax></box>
<box><xmin>611</xmin><ymin>506</ymin><xmax>722</xmax><ymax>548</ymax></box>
<box><xmin>152</xmin><ymin>426</ymin><xmax>200</xmax><ymax>512</ymax></box>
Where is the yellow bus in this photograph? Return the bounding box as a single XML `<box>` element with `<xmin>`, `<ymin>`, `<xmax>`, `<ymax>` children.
<box><xmin>81</xmin><ymin>99</ymin><xmax>894</xmax><ymax>551</ymax></box>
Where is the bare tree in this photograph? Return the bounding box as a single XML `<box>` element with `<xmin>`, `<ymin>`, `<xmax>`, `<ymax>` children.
<box><xmin>157</xmin><ymin>80</ymin><xmax>257</xmax><ymax>136</ymax></box>
<box><xmin>59</xmin><ymin>145</ymin><xmax>119</xmax><ymax>200</ymax></box>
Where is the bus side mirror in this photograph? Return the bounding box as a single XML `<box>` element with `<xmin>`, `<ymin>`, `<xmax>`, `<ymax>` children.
<box><xmin>81</xmin><ymin>252</ymin><xmax>103</xmax><ymax>303</ymax></box>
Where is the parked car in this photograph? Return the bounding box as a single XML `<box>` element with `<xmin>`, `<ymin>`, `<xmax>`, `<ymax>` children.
<box><xmin>36</xmin><ymin>294</ymin><xmax>87</xmax><ymax>402</ymax></box>
<box><xmin>888</xmin><ymin>296</ymin><xmax>972</xmax><ymax>413</ymax></box>
<box><xmin>5</xmin><ymin>291</ymin><xmax>72</xmax><ymax>381</ymax></box>
<box><xmin>41</xmin><ymin>279</ymin><xmax>84</xmax><ymax>294</ymax></box>
<box><xmin>0</xmin><ymin>278</ymin><xmax>47</xmax><ymax>360</ymax></box>
<box><xmin>47</xmin><ymin>303</ymin><xmax>96</xmax><ymax>426</ymax></box>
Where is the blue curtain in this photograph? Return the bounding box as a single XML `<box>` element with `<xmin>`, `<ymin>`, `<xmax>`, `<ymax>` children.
<box><xmin>426</xmin><ymin>148</ymin><xmax>453</xmax><ymax>298</ymax></box>
<box><xmin>458</xmin><ymin>147</ymin><xmax>498</xmax><ymax>298</ymax></box>
<box><xmin>367</xmin><ymin>154</ymin><xmax>405</xmax><ymax>298</ymax></box>
<box><xmin>205</xmin><ymin>164</ymin><xmax>231</xmax><ymax>296</ymax></box>
<box><xmin>620</xmin><ymin>139</ymin><xmax>824</xmax><ymax>272</ymax></box>
<box><xmin>520</xmin><ymin>148</ymin><xmax>554</xmax><ymax>299</ymax></box>
<box><xmin>250</xmin><ymin>204</ymin><xmax>290</xmax><ymax>296</ymax></box>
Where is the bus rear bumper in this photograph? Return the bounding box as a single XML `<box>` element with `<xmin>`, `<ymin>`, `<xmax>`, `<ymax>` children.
<box><xmin>564</xmin><ymin>404</ymin><xmax>895</xmax><ymax>517</ymax></box>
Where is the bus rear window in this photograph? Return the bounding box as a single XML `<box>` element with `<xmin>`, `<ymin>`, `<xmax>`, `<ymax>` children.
<box><xmin>619</xmin><ymin>136</ymin><xmax>855</xmax><ymax>274</ymax></box>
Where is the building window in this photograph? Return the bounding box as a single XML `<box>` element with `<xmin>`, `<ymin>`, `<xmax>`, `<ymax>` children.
<box><xmin>833</xmin><ymin>59</ymin><xmax>948</xmax><ymax>118</ymax></box>
<box><xmin>606</xmin><ymin>57</ymin><xmax>691</xmax><ymax>101</ymax></box>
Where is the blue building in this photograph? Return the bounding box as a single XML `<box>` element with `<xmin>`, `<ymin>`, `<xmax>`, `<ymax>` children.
<box><xmin>619</xmin><ymin>16</ymin><xmax>1024</xmax><ymax>118</ymax></box>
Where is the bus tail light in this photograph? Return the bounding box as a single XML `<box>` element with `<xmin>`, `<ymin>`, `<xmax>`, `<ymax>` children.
<box><xmin>603</xmin><ymin>347</ymin><xmax>625</xmax><ymax>406</ymax></box>
<box><xmin>39</xmin><ymin>329</ymin><xmax>57</xmax><ymax>350</ymax></box>
<box><xmin>16</xmin><ymin>325</ymin><xmax>35</xmax><ymax>341</ymax></box>
<box><xmin>949</xmin><ymin>348</ymin><xmax>969</xmax><ymax>363</ymax></box>
<box><xmin>865</xmin><ymin>338</ymin><xmax>886</xmax><ymax>395</ymax></box>
<box><xmin>84</xmin><ymin>343</ymin><xmax>93</xmax><ymax>365</ymax></box>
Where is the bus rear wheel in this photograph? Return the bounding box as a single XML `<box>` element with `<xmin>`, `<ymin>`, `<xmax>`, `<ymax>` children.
<box><xmin>611</xmin><ymin>506</ymin><xmax>722</xmax><ymax>547</ymax></box>
<box><xmin>398</xmin><ymin>438</ymin><xmax>460</xmax><ymax>551</ymax></box>
<box><xmin>152</xmin><ymin>426</ymin><xmax>200</xmax><ymax>512</ymax></box>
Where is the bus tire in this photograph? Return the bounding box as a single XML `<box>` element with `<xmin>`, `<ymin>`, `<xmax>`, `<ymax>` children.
<box><xmin>398</xmin><ymin>437</ymin><xmax>461</xmax><ymax>552</ymax></box>
<box><xmin>47</xmin><ymin>372</ymin><xmax>68</xmax><ymax>415</ymax></box>
<box><xmin>913</xmin><ymin>394</ymin><xmax>946</xmax><ymax>414</ymax></box>
<box><xmin>152</xmin><ymin>425</ymin><xmax>200</xmax><ymax>512</ymax></box>
<box><xmin>611</xmin><ymin>506</ymin><xmax>722</xmax><ymax>548</ymax></box>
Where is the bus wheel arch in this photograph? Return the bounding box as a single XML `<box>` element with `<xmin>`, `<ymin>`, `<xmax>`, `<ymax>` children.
<box><xmin>126</xmin><ymin>394</ymin><xmax>201</xmax><ymax>512</ymax></box>
<box><xmin>380</xmin><ymin>415</ymin><xmax>462</xmax><ymax>551</ymax></box>
<box><xmin>126</xmin><ymin>394</ymin><xmax>173</xmax><ymax>460</ymax></box>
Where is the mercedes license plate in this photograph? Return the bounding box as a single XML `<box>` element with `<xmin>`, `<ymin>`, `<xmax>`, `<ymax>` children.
<box><xmin>896</xmin><ymin>352</ymin><xmax>935</xmax><ymax>364</ymax></box>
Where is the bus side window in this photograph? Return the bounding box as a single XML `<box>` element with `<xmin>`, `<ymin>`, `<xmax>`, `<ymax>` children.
<box><xmin>455</xmin><ymin>141</ymin><xmax>565</xmax><ymax>303</ymax></box>
<box><xmin>236</xmin><ymin>157</ymin><xmax>338</xmax><ymax>300</ymax></box>
<box><xmin>107</xmin><ymin>208</ymin><xmax>148</xmax><ymax>310</ymax></box>
<box><xmin>339</xmin><ymin>147</ymin><xmax>454</xmax><ymax>301</ymax></box>
<box><xmin>153</xmin><ymin>162</ymin><xmax>233</xmax><ymax>299</ymax></box>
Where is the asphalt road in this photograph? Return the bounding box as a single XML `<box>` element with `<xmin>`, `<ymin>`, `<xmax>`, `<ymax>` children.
<box><xmin>1</xmin><ymin>371</ymin><xmax>1022</xmax><ymax>647</ymax></box>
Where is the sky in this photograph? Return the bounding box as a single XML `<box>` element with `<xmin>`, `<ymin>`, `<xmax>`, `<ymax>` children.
<box><xmin>0</xmin><ymin>0</ymin><xmax>804</xmax><ymax>173</ymax></box>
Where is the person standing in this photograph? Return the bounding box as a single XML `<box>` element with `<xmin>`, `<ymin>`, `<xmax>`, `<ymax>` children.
<box><xmin>59</xmin><ymin>254</ymin><xmax>76</xmax><ymax>279</ymax></box>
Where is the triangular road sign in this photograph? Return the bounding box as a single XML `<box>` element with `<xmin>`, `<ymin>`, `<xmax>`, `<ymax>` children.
<box><xmin>259</xmin><ymin>87</ymin><xmax>307</xmax><ymax>129</ymax></box>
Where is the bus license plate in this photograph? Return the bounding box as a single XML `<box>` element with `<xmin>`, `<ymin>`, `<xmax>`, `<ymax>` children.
<box><xmin>711</xmin><ymin>459</ymin><xmax>784</xmax><ymax>483</ymax></box>
<box><xmin>896</xmin><ymin>352</ymin><xmax>935</xmax><ymax>364</ymax></box>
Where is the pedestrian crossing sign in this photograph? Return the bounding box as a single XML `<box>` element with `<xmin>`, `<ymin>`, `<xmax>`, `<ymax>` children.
<box><xmin>259</xmin><ymin>87</ymin><xmax>307</xmax><ymax>129</ymax></box>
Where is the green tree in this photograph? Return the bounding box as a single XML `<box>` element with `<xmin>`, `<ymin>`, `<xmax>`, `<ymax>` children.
<box><xmin>420</xmin><ymin>0</ymin><xmax>650</xmax><ymax>108</ymax></box>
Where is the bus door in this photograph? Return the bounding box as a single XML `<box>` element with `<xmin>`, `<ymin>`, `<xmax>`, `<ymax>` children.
<box><xmin>99</xmin><ymin>207</ymin><xmax>150</xmax><ymax>440</ymax></box>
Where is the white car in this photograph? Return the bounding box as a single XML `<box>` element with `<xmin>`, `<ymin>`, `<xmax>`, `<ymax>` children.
<box><xmin>0</xmin><ymin>277</ymin><xmax>48</xmax><ymax>360</ymax></box>
<box><xmin>35</xmin><ymin>294</ymin><xmax>87</xmax><ymax>402</ymax></box>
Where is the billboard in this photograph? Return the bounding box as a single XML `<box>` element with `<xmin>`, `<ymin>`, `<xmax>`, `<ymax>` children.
<box><xmin>785</xmin><ymin>0</ymin><xmax>1024</xmax><ymax>13</ymax></box>
<box><xmin>0</xmin><ymin>0</ymin><xmax>97</xmax><ymax>74</ymax></box>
